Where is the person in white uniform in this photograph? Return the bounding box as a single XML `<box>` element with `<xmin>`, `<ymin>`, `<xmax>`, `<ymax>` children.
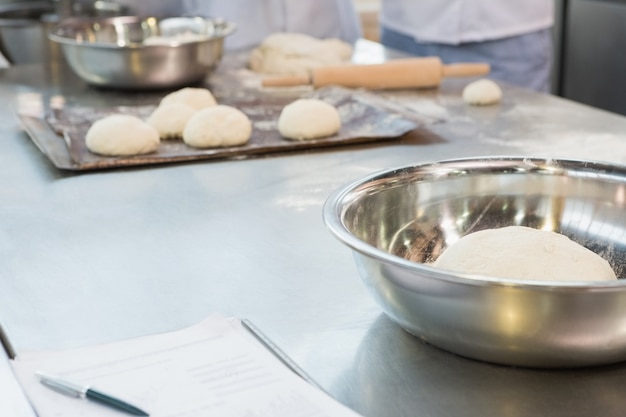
<box><xmin>379</xmin><ymin>0</ymin><xmax>554</xmax><ymax>92</ymax></box>
<box><xmin>183</xmin><ymin>0</ymin><xmax>362</xmax><ymax>50</ymax></box>
<box><xmin>99</xmin><ymin>0</ymin><xmax>361</xmax><ymax>50</ymax></box>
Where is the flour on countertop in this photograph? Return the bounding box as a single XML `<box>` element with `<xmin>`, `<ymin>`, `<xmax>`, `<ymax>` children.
<box><xmin>479</xmin><ymin>133</ymin><xmax>626</xmax><ymax>165</ymax></box>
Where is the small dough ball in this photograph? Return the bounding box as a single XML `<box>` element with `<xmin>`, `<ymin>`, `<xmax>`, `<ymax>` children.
<box><xmin>278</xmin><ymin>99</ymin><xmax>341</xmax><ymax>141</ymax></box>
<box><xmin>146</xmin><ymin>103</ymin><xmax>197</xmax><ymax>139</ymax></box>
<box><xmin>433</xmin><ymin>226</ymin><xmax>617</xmax><ymax>282</ymax></box>
<box><xmin>85</xmin><ymin>114</ymin><xmax>159</xmax><ymax>156</ymax></box>
<box><xmin>462</xmin><ymin>79</ymin><xmax>502</xmax><ymax>105</ymax></box>
<box><xmin>249</xmin><ymin>32</ymin><xmax>352</xmax><ymax>76</ymax></box>
<box><xmin>160</xmin><ymin>87</ymin><xmax>217</xmax><ymax>110</ymax></box>
<box><xmin>183</xmin><ymin>105</ymin><xmax>252</xmax><ymax>148</ymax></box>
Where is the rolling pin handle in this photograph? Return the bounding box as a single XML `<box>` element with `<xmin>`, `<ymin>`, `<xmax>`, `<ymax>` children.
<box><xmin>261</xmin><ymin>74</ymin><xmax>311</xmax><ymax>87</ymax></box>
<box><xmin>442</xmin><ymin>63</ymin><xmax>491</xmax><ymax>78</ymax></box>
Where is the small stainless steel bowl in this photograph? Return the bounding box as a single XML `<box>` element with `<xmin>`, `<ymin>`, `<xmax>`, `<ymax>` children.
<box><xmin>48</xmin><ymin>15</ymin><xmax>235</xmax><ymax>89</ymax></box>
<box><xmin>323</xmin><ymin>157</ymin><xmax>626</xmax><ymax>368</ymax></box>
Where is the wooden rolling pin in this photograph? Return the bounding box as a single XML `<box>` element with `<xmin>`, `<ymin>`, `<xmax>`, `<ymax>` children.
<box><xmin>262</xmin><ymin>57</ymin><xmax>490</xmax><ymax>90</ymax></box>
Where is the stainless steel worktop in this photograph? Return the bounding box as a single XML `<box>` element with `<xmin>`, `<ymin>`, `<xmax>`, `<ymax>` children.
<box><xmin>2</xmin><ymin>42</ymin><xmax>626</xmax><ymax>416</ymax></box>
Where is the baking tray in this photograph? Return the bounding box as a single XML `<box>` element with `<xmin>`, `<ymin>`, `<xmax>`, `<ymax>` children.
<box><xmin>19</xmin><ymin>86</ymin><xmax>418</xmax><ymax>171</ymax></box>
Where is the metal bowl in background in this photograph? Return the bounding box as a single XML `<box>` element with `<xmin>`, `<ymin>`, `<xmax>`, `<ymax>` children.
<box><xmin>0</xmin><ymin>1</ymin><xmax>55</xmax><ymax>64</ymax></box>
<box><xmin>48</xmin><ymin>15</ymin><xmax>235</xmax><ymax>89</ymax></box>
<box><xmin>323</xmin><ymin>157</ymin><xmax>626</xmax><ymax>368</ymax></box>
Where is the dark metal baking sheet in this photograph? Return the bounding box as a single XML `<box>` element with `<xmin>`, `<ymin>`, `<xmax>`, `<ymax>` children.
<box><xmin>20</xmin><ymin>86</ymin><xmax>418</xmax><ymax>171</ymax></box>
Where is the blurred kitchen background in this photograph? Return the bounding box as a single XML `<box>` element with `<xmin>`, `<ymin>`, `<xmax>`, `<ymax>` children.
<box><xmin>1</xmin><ymin>0</ymin><xmax>624</xmax><ymax>116</ymax></box>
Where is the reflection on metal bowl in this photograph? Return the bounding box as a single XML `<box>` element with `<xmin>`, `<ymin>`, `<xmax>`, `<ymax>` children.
<box><xmin>48</xmin><ymin>15</ymin><xmax>235</xmax><ymax>89</ymax></box>
<box><xmin>323</xmin><ymin>157</ymin><xmax>626</xmax><ymax>368</ymax></box>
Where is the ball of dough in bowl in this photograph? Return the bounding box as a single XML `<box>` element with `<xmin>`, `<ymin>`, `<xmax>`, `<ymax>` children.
<box><xmin>85</xmin><ymin>114</ymin><xmax>160</xmax><ymax>156</ymax></box>
<box><xmin>160</xmin><ymin>87</ymin><xmax>217</xmax><ymax>110</ymax></box>
<box><xmin>433</xmin><ymin>226</ymin><xmax>617</xmax><ymax>282</ymax></box>
<box><xmin>462</xmin><ymin>79</ymin><xmax>502</xmax><ymax>105</ymax></box>
<box><xmin>278</xmin><ymin>98</ymin><xmax>341</xmax><ymax>140</ymax></box>
<box><xmin>147</xmin><ymin>102</ymin><xmax>197</xmax><ymax>139</ymax></box>
<box><xmin>183</xmin><ymin>105</ymin><xmax>252</xmax><ymax>148</ymax></box>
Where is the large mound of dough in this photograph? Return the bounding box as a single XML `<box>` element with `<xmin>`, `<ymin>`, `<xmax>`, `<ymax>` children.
<box><xmin>146</xmin><ymin>102</ymin><xmax>197</xmax><ymax>139</ymax></box>
<box><xmin>160</xmin><ymin>87</ymin><xmax>217</xmax><ymax>110</ymax></box>
<box><xmin>278</xmin><ymin>98</ymin><xmax>341</xmax><ymax>140</ymax></box>
<box><xmin>85</xmin><ymin>114</ymin><xmax>160</xmax><ymax>156</ymax></box>
<box><xmin>249</xmin><ymin>32</ymin><xmax>352</xmax><ymax>76</ymax></box>
<box><xmin>183</xmin><ymin>105</ymin><xmax>252</xmax><ymax>148</ymax></box>
<box><xmin>433</xmin><ymin>226</ymin><xmax>617</xmax><ymax>282</ymax></box>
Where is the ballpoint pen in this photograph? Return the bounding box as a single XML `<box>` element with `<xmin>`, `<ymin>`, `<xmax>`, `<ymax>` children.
<box><xmin>0</xmin><ymin>322</ymin><xmax>16</xmax><ymax>359</ymax></box>
<box><xmin>35</xmin><ymin>371</ymin><xmax>149</xmax><ymax>416</ymax></box>
<box><xmin>241</xmin><ymin>319</ymin><xmax>325</xmax><ymax>392</ymax></box>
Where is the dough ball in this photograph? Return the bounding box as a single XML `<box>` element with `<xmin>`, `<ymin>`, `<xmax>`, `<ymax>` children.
<box><xmin>462</xmin><ymin>79</ymin><xmax>502</xmax><ymax>105</ymax></box>
<box><xmin>160</xmin><ymin>87</ymin><xmax>217</xmax><ymax>110</ymax></box>
<box><xmin>249</xmin><ymin>32</ymin><xmax>352</xmax><ymax>76</ymax></box>
<box><xmin>85</xmin><ymin>114</ymin><xmax>160</xmax><ymax>156</ymax></box>
<box><xmin>278</xmin><ymin>99</ymin><xmax>341</xmax><ymax>141</ymax></box>
<box><xmin>183</xmin><ymin>105</ymin><xmax>252</xmax><ymax>148</ymax></box>
<box><xmin>146</xmin><ymin>103</ymin><xmax>197</xmax><ymax>139</ymax></box>
<box><xmin>433</xmin><ymin>226</ymin><xmax>617</xmax><ymax>282</ymax></box>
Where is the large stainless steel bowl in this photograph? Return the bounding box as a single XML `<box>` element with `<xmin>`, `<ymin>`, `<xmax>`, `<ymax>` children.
<box><xmin>48</xmin><ymin>15</ymin><xmax>235</xmax><ymax>89</ymax></box>
<box><xmin>323</xmin><ymin>157</ymin><xmax>626</xmax><ymax>368</ymax></box>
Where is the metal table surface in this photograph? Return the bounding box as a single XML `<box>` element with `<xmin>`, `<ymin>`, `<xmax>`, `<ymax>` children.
<box><xmin>2</xmin><ymin>42</ymin><xmax>626</xmax><ymax>417</ymax></box>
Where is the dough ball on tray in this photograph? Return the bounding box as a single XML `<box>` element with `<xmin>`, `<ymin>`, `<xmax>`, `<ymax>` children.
<box><xmin>183</xmin><ymin>105</ymin><xmax>252</xmax><ymax>148</ymax></box>
<box><xmin>432</xmin><ymin>226</ymin><xmax>617</xmax><ymax>282</ymax></box>
<box><xmin>160</xmin><ymin>87</ymin><xmax>217</xmax><ymax>110</ymax></box>
<box><xmin>147</xmin><ymin>102</ymin><xmax>197</xmax><ymax>139</ymax></box>
<box><xmin>278</xmin><ymin>98</ymin><xmax>341</xmax><ymax>140</ymax></box>
<box><xmin>85</xmin><ymin>114</ymin><xmax>160</xmax><ymax>156</ymax></box>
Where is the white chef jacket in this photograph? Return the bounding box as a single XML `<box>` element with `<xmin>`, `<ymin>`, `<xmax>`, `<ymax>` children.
<box><xmin>380</xmin><ymin>0</ymin><xmax>554</xmax><ymax>44</ymax></box>
<box><xmin>107</xmin><ymin>0</ymin><xmax>362</xmax><ymax>50</ymax></box>
<box><xmin>187</xmin><ymin>0</ymin><xmax>362</xmax><ymax>50</ymax></box>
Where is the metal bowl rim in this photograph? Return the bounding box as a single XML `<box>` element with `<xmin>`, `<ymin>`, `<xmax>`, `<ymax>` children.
<box><xmin>322</xmin><ymin>155</ymin><xmax>626</xmax><ymax>290</ymax></box>
<box><xmin>47</xmin><ymin>15</ymin><xmax>236</xmax><ymax>49</ymax></box>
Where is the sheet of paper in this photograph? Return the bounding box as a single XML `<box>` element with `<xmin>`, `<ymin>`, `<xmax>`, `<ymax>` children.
<box><xmin>11</xmin><ymin>314</ymin><xmax>362</xmax><ymax>417</ymax></box>
<box><xmin>0</xmin><ymin>350</ymin><xmax>37</xmax><ymax>417</ymax></box>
